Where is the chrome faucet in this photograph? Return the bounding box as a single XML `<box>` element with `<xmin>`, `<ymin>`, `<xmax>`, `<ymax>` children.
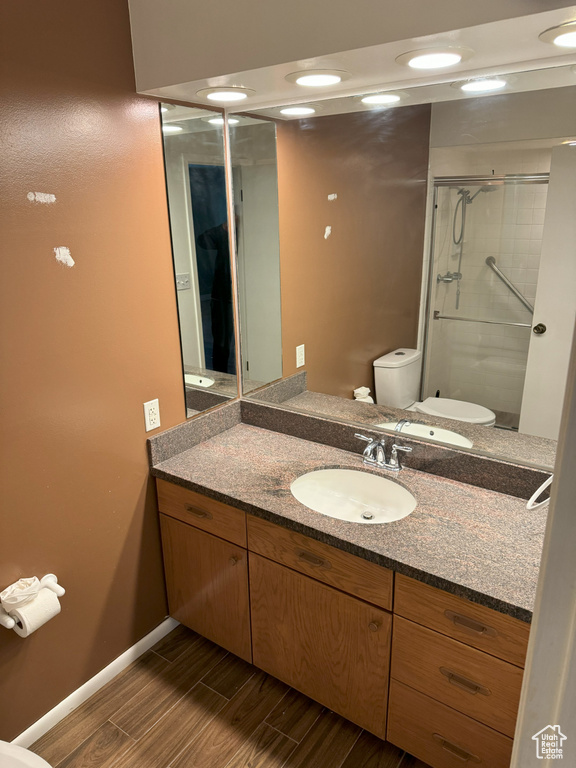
<box><xmin>355</xmin><ymin>434</ymin><xmax>413</xmax><ymax>471</ymax></box>
<box><xmin>394</xmin><ymin>419</ymin><xmax>412</xmax><ymax>433</ymax></box>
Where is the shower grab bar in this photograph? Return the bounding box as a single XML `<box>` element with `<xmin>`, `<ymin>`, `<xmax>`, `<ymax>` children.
<box><xmin>433</xmin><ymin>311</ymin><xmax>531</xmax><ymax>328</ymax></box>
<box><xmin>485</xmin><ymin>257</ymin><xmax>534</xmax><ymax>314</ymax></box>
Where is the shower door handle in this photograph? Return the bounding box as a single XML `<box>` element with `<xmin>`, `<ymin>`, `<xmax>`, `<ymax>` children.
<box><xmin>532</xmin><ymin>323</ymin><xmax>547</xmax><ymax>335</ymax></box>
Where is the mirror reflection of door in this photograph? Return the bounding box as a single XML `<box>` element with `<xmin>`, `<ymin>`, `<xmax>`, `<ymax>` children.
<box><xmin>188</xmin><ymin>164</ymin><xmax>236</xmax><ymax>376</ymax></box>
<box><xmin>230</xmin><ymin>118</ymin><xmax>282</xmax><ymax>391</ymax></box>
<box><xmin>160</xmin><ymin>104</ymin><xmax>238</xmax><ymax>418</ymax></box>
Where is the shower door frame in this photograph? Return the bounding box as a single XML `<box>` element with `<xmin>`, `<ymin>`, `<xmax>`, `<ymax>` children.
<box><xmin>421</xmin><ymin>173</ymin><xmax>549</xmax><ymax>406</ymax></box>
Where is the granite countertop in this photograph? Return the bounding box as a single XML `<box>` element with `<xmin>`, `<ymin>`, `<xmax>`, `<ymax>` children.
<box><xmin>152</xmin><ymin>423</ymin><xmax>547</xmax><ymax>622</ymax></box>
<box><xmin>183</xmin><ymin>366</ymin><xmax>266</xmax><ymax>398</ymax></box>
<box><xmin>280</xmin><ymin>390</ymin><xmax>556</xmax><ymax>470</ymax></box>
<box><xmin>184</xmin><ymin>366</ymin><xmax>239</xmax><ymax>397</ymax></box>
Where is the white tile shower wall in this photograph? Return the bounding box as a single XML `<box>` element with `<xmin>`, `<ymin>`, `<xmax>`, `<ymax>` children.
<box><xmin>424</xmin><ymin>147</ymin><xmax>550</xmax><ymax>416</ymax></box>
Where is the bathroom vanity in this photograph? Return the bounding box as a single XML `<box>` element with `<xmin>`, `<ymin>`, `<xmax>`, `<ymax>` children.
<box><xmin>150</xmin><ymin>408</ymin><xmax>546</xmax><ymax>768</ymax></box>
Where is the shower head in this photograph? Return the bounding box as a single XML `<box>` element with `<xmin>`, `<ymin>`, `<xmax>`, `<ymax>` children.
<box><xmin>468</xmin><ymin>185</ymin><xmax>499</xmax><ymax>202</ymax></box>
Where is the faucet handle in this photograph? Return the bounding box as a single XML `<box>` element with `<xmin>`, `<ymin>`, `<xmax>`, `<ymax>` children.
<box><xmin>388</xmin><ymin>442</ymin><xmax>412</xmax><ymax>471</ymax></box>
<box><xmin>354</xmin><ymin>433</ymin><xmax>379</xmax><ymax>462</ymax></box>
<box><xmin>355</xmin><ymin>433</ymin><xmax>379</xmax><ymax>449</ymax></box>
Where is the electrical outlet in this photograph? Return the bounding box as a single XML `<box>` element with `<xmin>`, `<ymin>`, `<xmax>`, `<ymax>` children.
<box><xmin>144</xmin><ymin>398</ymin><xmax>161</xmax><ymax>432</ymax></box>
<box><xmin>176</xmin><ymin>273</ymin><xmax>191</xmax><ymax>291</ymax></box>
<box><xmin>296</xmin><ymin>344</ymin><xmax>305</xmax><ymax>368</ymax></box>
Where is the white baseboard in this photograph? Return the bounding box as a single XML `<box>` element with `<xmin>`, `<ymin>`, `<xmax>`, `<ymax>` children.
<box><xmin>12</xmin><ymin>617</ymin><xmax>179</xmax><ymax>748</ymax></box>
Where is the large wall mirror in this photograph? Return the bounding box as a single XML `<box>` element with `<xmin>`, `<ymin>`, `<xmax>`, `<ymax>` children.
<box><xmin>161</xmin><ymin>104</ymin><xmax>239</xmax><ymax>417</ymax></box>
<box><xmin>231</xmin><ymin>67</ymin><xmax>576</xmax><ymax>470</ymax></box>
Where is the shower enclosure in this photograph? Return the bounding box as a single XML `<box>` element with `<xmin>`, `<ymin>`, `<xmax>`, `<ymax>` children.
<box><xmin>422</xmin><ymin>175</ymin><xmax>549</xmax><ymax>429</ymax></box>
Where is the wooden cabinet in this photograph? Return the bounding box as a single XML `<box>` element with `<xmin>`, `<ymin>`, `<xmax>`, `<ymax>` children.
<box><xmin>391</xmin><ymin>616</ymin><xmax>523</xmax><ymax>737</ymax></box>
<box><xmin>247</xmin><ymin>515</ymin><xmax>393</xmax><ymax>610</ymax></box>
<box><xmin>157</xmin><ymin>479</ymin><xmax>529</xmax><ymax>766</ymax></box>
<box><xmin>249</xmin><ymin>551</ymin><xmax>391</xmax><ymax>738</ymax></box>
<box><xmin>156</xmin><ymin>478</ymin><xmax>247</xmax><ymax>546</ymax></box>
<box><xmin>388</xmin><ymin>680</ymin><xmax>513</xmax><ymax>768</ymax></box>
<box><xmin>394</xmin><ymin>573</ymin><xmax>529</xmax><ymax>667</ymax></box>
<box><xmin>388</xmin><ymin>576</ymin><xmax>528</xmax><ymax>768</ymax></box>
<box><xmin>159</xmin><ymin>514</ymin><xmax>251</xmax><ymax>662</ymax></box>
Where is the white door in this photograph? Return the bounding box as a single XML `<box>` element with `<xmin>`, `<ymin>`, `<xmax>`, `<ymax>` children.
<box><xmin>236</xmin><ymin>164</ymin><xmax>282</xmax><ymax>385</ymax></box>
<box><xmin>520</xmin><ymin>145</ymin><xmax>576</xmax><ymax>440</ymax></box>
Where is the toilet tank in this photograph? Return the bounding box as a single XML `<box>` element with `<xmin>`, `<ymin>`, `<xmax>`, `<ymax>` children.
<box><xmin>373</xmin><ymin>348</ymin><xmax>422</xmax><ymax>408</ymax></box>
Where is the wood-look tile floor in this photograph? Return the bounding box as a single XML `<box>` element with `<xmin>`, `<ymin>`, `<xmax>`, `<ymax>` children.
<box><xmin>32</xmin><ymin>626</ymin><xmax>431</xmax><ymax>768</ymax></box>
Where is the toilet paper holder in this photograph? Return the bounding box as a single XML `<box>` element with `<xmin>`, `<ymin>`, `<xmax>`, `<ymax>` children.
<box><xmin>0</xmin><ymin>574</ymin><xmax>65</xmax><ymax>630</ymax></box>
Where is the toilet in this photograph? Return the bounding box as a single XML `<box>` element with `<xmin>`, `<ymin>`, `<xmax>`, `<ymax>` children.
<box><xmin>0</xmin><ymin>741</ymin><xmax>52</xmax><ymax>768</ymax></box>
<box><xmin>373</xmin><ymin>348</ymin><xmax>496</xmax><ymax>427</ymax></box>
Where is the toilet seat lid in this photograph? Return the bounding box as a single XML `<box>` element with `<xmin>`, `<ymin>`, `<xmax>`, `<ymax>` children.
<box><xmin>415</xmin><ymin>397</ymin><xmax>496</xmax><ymax>425</ymax></box>
<box><xmin>0</xmin><ymin>742</ymin><xmax>53</xmax><ymax>768</ymax></box>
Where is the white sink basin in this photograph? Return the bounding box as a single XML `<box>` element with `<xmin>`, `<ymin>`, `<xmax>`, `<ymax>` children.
<box><xmin>376</xmin><ymin>421</ymin><xmax>473</xmax><ymax>449</ymax></box>
<box><xmin>184</xmin><ymin>374</ymin><xmax>215</xmax><ymax>388</ymax></box>
<box><xmin>291</xmin><ymin>468</ymin><xmax>417</xmax><ymax>524</ymax></box>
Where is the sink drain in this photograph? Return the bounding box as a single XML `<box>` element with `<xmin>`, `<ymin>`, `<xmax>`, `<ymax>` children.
<box><xmin>361</xmin><ymin>512</ymin><xmax>374</xmax><ymax>520</ymax></box>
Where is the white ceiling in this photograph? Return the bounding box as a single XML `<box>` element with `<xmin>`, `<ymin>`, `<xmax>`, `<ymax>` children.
<box><xmin>146</xmin><ymin>7</ymin><xmax>576</xmax><ymax>116</ymax></box>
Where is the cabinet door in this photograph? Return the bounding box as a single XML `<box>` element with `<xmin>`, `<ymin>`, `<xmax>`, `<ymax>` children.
<box><xmin>249</xmin><ymin>552</ymin><xmax>391</xmax><ymax>739</ymax></box>
<box><xmin>160</xmin><ymin>514</ymin><xmax>251</xmax><ymax>662</ymax></box>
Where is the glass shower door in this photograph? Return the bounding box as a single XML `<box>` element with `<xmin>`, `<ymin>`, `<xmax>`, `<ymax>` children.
<box><xmin>423</xmin><ymin>175</ymin><xmax>548</xmax><ymax>430</ymax></box>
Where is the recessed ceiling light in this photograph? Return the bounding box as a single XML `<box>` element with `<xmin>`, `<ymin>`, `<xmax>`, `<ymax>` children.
<box><xmin>162</xmin><ymin>125</ymin><xmax>183</xmax><ymax>134</ymax></box>
<box><xmin>207</xmin><ymin>117</ymin><xmax>240</xmax><ymax>126</ymax></box>
<box><xmin>539</xmin><ymin>21</ymin><xmax>576</xmax><ymax>48</ymax></box>
<box><xmin>286</xmin><ymin>70</ymin><xmax>351</xmax><ymax>87</ymax></box>
<box><xmin>196</xmin><ymin>87</ymin><xmax>255</xmax><ymax>103</ymax></box>
<box><xmin>280</xmin><ymin>106</ymin><xmax>316</xmax><ymax>116</ymax></box>
<box><xmin>207</xmin><ymin>91</ymin><xmax>247</xmax><ymax>102</ymax></box>
<box><xmin>161</xmin><ymin>106</ymin><xmax>168</xmax><ymax>113</ymax></box>
<box><xmin>297</xmin><ymin>73</ymin><xmax>341</xmax><ymax>86</ymax></box>
<box><xmin>361</xmin><ymin>93</ymin><xmax>401</xmax><ymax>105</ymax></box>
<box><xmin>396</xmin><ymin>47</ymin><xmax>472</xmax><ymax>70</ymax></box>
<box><xmin>458</xmin><ymin>78</ymin><xmax>507</xmax><ymax>93</ymax></box>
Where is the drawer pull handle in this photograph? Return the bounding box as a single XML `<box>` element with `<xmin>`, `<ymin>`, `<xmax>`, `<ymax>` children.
<box><xmin>185</xmin><ymin>505</ymin><xmax>213</xmax><ymax>520</ymax></box>
<box><xmin>229</xmin><ymin>556</ymin><xmax>240</xmax><ymax>566</ymax></box>
<box><xmin>440</xmin><ymin>667</ymin><xmax>491</xmax><ymax>696</ymax></box>
<box><xmin>298</xmin><ymin>551</ymin><xmax>331</xmax><ymax>569</ymax></box>
<box><xmin>368</xmin><ymin>622</ymin><xmax>380</xmax><ymax>633</ymax></box>
<box><xmin>433</xmin><ymin>734</ymin><xmax>481</xmax><ymax>763</ymax></box>
<box><xmin>445</xmin><ymin>610</ymin><xmax>497</xmax><ymax>637</ymax></box>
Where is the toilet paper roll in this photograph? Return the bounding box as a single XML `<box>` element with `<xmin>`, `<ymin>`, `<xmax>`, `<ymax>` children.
<box><xmin>10</xmin><ymin>588</ymin><xmax>61</xmax><ymax>637</ymax></box>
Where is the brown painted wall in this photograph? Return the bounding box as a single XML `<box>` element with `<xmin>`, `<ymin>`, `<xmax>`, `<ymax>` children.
<box><xmin>0</xmin><ymin>0</ymin><xmax>186</xmax><ymax>739</ymax></box>
<box><xmin>277</xmin><ymin>107</ymin><xmax>431</xmax><ymax>398</ymax></box>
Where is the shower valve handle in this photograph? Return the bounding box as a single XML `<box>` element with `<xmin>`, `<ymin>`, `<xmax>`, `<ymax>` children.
<box><xmin>532</xmin><ymin>323</ymin><xmax>547</xmax><ymax>335</ymax></box>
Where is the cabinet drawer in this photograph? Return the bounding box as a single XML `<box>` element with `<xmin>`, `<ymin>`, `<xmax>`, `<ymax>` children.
<box><xmin>156</xmin><ymin>479</ymin><xmax>246</xmax><ymax>547</ymax></box>
<box><xmin>388</xmin><ymin>679</ymin><xmax>513</xmax><ymax>768</ymax></box>
<box><xmin>391</xmin><ymin>616</ymin><xmax>523</xmax><ymax>737</ymax></box>
<box><xmin>395</xmin><ymin>574</ymin><xmax>529</xmax><ymax>667</ymax></box>
<box><xmin>250</xmin><ymin>552</ymin><xmax>391</xmax><ymax>739</ymax></box>
<box><xmin>160</xmin><ymin>514</ymin><xmax>251</xmax><ymax>661</ymax></box>
<box><xmin>247</xmin><ymin>515</ymin><xmax>392</xmax><ymax>610</ymax></box>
